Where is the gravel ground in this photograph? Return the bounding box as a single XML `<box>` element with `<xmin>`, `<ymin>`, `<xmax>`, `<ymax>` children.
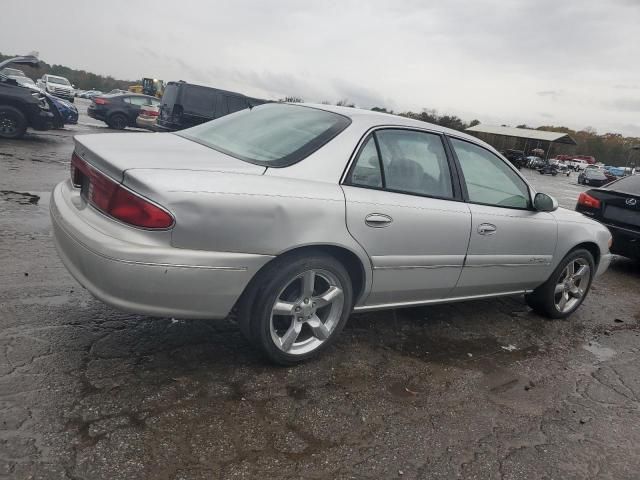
<box><xmin>1</xmin><ymin>120</ymin><xmax>639</xmax><ymax>479</ymax></box>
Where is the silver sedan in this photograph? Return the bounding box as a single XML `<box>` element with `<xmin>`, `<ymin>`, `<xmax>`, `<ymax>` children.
<box><xmin>50</xmin><ymin>103</ymin><xmax>612</xmax><ymax>364</ymax></box>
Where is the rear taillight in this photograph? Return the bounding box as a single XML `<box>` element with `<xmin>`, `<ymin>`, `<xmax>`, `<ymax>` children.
<box><xmin>578</xmin><ymin>192</ymin><xmax>601</xmax><ymax>209</ymax></box>
<box><xmin>93</xmin><ymin>97</ymin><xmax>109</xmax><ymax>105</ymax></box>
<box><xmin>69</xmin><ymin>152</ymin><xmax>173</xmax><ymax>229</ymax></box>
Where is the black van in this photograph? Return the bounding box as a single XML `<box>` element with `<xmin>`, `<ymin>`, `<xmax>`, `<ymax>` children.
<box><xmin>156</xmin><ymin>81</ymin><xmax>266</xmax><ymax>131</ymax></box>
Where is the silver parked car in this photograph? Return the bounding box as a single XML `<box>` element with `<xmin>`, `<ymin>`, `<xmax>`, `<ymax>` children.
<box><xmin>51</xmin><ymin>103</ymin><xmax>612</xmax><ymax>364</ymax></box>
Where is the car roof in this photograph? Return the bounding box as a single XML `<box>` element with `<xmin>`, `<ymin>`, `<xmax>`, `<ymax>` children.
<box><xmin>299</xmin><ymin>103</ymin><xmax>483</xmax><ymax>144</ymax></box>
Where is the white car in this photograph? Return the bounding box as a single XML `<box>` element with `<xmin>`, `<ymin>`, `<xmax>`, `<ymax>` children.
<box><xmin>36</xmin><ymin>74</ymin><xmax>75</xmax><ymax>103</ymax></box>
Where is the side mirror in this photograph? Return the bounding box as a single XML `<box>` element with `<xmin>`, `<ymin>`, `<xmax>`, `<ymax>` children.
<box><xmin>534</xmin><ymin>192</ymin><xmax>558</xmax><ymax>212</ymax></box>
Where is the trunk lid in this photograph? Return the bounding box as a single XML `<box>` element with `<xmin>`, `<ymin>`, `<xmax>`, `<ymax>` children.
<box><xmin>73</xmin><ymin>132</ymin><xmax>266</xmax><ymax>181</ymax></box>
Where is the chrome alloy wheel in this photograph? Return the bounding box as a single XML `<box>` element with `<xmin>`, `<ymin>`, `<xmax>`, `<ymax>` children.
<box><xmin>554</xmin><ymin>258</ymin><xmax>591</xmax><ymax>313</ymax></box>
<box><xmin>270</xmin><ymin>269</ymin><xmax>344</xmax><ymax>355</ymax></box>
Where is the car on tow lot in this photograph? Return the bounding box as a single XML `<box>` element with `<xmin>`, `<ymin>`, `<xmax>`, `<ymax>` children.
<box><xmin>50</xmin><ymin>103</ymin><xmax>613</xmax><ymax>364</ymax></box>
<box><xmin>578</xmin><ymin>168</ymin><xmax>610</xmax><ymax>187</ymax></box>
<box><xmin>87</xmin><ymin>93</ymin><xmax>160</xmax><ymax>129</ymax></box>
<box><xmin>36</xmin><ymin>74</ymin><xmax>75</xmax><ymax>103</ymax></box>
<box><xmin>136</xmin><ymin>104</ymin><xmax>160</xmax><ymax>130</ymax></box>
<box><xmin>156</xmin><ymin>81</ymin><xmax>266</xmax><ymax>131</ymax></box>
<box><xmin>576</xmin><ymin>175</ymin><xmax>640</xmax><ymax>260</ymax></box>
<box><xmin>0</xmin><ymin>56</ymin><xmax>55</xmax><ymax>139</ymax></box>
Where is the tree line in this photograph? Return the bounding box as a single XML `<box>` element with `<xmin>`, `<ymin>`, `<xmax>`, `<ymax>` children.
<box><xmin>0</xmin><ymin>52</ymin><xmax>136</xmax><ymax>92</ymax></box>
<box><xmin>2</xmin><ymin>52</ymin><xmax>638</xmax><ymax>166</ymax></box>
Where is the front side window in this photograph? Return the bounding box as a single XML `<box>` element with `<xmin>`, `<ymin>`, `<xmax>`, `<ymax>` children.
<box><xmin>376</xmin><ymin>129</ymin><xmax>453</xmax><ymax>198</ymax></box>
<box><xmin>178</xmin><ymin>103</ymin><xmax>351</xmax><ymax>167</ymax></box>
<box><xmin>451</xmin><ymin>138</ymin><xmax>530</xmax><ymax>209</ymax></box>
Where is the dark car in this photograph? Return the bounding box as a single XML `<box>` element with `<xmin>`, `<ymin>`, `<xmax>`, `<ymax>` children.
<box><xmin>578</xmin><ymin>168</ymin><xmax>610</xmax><ymax>187</ymax></box>
<box><xmin>156</xmin><ymin>81</ymin><xmax>266</xmax><ymax>131</ymax></box>
<box><xmin>538</xmin><ymin>161</ymin><xmax>558</xmax><ymax>176</ymax></box>
<box><xmin>87</xmin><ymin>93</ymin><xmax>160</xmax><ymax>129</ymax></box>
<box><xmin>576</xmin><ymin>175</ymin><xmax>640</xmax><ymax>260</ymax></box>
<box><xmin>0</xmin><ymin>56</ymin><xmax>55</xmax><ymax>139</ymax></box>
<box><xmin>502</xmin><ymin>149</ymin><xmax>526</xmax><ymax>169</ymax></box>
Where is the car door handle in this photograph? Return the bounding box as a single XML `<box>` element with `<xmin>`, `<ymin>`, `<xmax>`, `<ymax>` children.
<box><xmin>477</xmin><ymin>223</ymin><xmax>497</xmax><ymax>235</ymax></box>
<box><xmin>365</xmin><ymin>213</ymin><xmax>393</xmax><ymax>228</ymax></box>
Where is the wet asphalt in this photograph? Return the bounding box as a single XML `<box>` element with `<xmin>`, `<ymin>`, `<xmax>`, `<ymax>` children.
<box><xmin>1</xmin><ymin>106</ymin><xmax>640</xmax><ymax>479</ymax></box>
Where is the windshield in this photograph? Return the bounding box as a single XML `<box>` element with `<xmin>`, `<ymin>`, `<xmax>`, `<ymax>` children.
<box><xmin>177</xmin><ymin>103</ymin><xmax>351</xmax><ymax>167</ymax></box>
<box><xmin>1</xmin><ymin>67</ymin><xmax>25</xmax><ymax>77</ymax></box>
<box><xmin>47</xmin><ymin>76</ymin><xmax>70</xmax><ymax>85</ymax></box>
<box><xmin>15</xmin><ymin>76</ymin><xmax>35</xmax><ymax>86</ymax></box>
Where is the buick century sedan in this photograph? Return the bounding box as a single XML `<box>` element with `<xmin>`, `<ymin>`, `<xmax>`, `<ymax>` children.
<box><xmin>50</xmin><ymin>103</ymin><xmax>612</xmax><ymax>364</ymax></box>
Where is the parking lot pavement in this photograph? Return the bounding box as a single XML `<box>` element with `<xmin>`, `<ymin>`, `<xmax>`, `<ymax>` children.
<box><xmin>1</xmin><ymin>128</ymin><xmax>640</xmax><ymax>479</ymax></box>
<box><xmin>520</xmin><ymin>167</ymin><xmax>588</xmax><ymax>209</ymax></box>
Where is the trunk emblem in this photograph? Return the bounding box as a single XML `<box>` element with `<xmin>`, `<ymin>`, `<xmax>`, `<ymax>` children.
<box><xmin>626</xmin><ymin>198</ymin><xmax>637</xmax><ymax>206</ymax></box>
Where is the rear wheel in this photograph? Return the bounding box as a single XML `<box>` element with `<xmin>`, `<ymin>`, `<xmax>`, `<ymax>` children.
<box><xmin>526</xmin><ymin>249</ymin><xmax>595</xmax><ymax>319</ymax></box>
<box><xmin>107</xmin><ymin>113</ymin><xmax>127</xmax><ymax>130</ymax></box>
<box><xmin>238</xmin><ymin>252</ymin><xmax>353</xmax><ymax>365</ymax></box>
<box><xmin>0</xmin><ymin>106</ymin><xmax>27</xmax><ymax>139</ymax></box>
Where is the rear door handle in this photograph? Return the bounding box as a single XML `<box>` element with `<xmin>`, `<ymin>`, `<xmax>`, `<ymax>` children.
<box><xmin>477</xmin><ymin>223</ymin><xmax>497</xmax><ymax>235</ymax></box>
<box><xmin>365</xmin><ymin>213</ymin><xmax>393</xmax><ymax>228</ymax></box>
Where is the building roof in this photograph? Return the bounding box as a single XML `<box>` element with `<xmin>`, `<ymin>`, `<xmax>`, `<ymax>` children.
<box><xmin>466</xmin><ymin>124</ymin><xmax>577</xmax><ymax>145</ymax></box>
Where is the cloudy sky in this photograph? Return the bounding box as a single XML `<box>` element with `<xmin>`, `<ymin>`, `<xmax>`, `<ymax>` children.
<box><xmin>3</xmin><ymin>0</ymin><xmax>640</xmax><ymax>135</ymax></box>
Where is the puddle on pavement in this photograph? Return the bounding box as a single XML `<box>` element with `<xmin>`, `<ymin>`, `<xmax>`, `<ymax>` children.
<box><xmin>1</xmin><ymin>190</ymin><xmax>40</xmax><ymax>205</ymax></box>
<box><xmin>583</xmin><ymin>341</ymin><xmax>617</xmax><ymax>362</ymax></box>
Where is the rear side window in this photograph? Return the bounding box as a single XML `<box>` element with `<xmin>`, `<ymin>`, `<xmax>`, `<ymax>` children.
<box><xmin>451</xmin><ymin>138</ymin><xmax>530</xmax><ymax>209</ymax></box>
<box><xmin>377</xmin><ymin>130</ymin><xmax>453</xmax><ymax>198</ymax></box>
<box><xmin>182</xmin><ymin>85</ymin><xmax>217</xmax><ymax>115</ymax></box>
<box><xmin>347</xmin><ymin>129</ymin><xmax>454</xmax><ymax>199</ymax></box>
<box><xmin>177</xmin><ymin>103</ymin><xmax>351</xmax><ymax>167</ymax></box>
<box><xmin>128</xmin><ymin>96</ymin><xmax>150</xmax><ymax>106</ymax></box>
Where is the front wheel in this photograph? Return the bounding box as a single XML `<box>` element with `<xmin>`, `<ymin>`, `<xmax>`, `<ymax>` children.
<box><xmin>238</xmin><ymin>252</ymin><xmax>353</xmax><ymax>365</ymax></box>
<box><xmin>0</xmin><ymin>106</ymin><xmax>27</xmax><ymax>139</ymax></box>
<box><xmin>525</xmin><ymin>249</ymin><xmax>595</xmax><ymax>319</ymax></box>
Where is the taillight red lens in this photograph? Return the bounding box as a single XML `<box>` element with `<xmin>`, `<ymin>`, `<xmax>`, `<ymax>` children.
<box><xmin>93</xmin><ymin>98</ymin><xmax>109</xmax><ymax>105</ymax></box>
<box><xmin>108</xmin><ymin>186</ymin><xmax>174</xmax><ymax>229</ymax></box>
<box><xmin>71</xmin><ymin>152</ymin><xmax>88</xmax><ymax>187</ymax></box>
<box><xmin>69</xmin><ymin>151</ymin><xmax>173</xmax><ymax>229</ymax></box>
<box><xmin>578</xmin><ymin>192</ymin><xmax>601</xmax><ymax>209</ymax></box>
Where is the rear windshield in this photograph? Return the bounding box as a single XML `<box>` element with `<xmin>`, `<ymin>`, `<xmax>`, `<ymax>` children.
<box><xmin>177</xmin><ymin>103</ymin><xmax>351</xmax><ymax>167</ymax></box>
<box><xmin>605</xmin><ymin>174</ymin><xmax>640</xmax><ymax>195</ymax></box>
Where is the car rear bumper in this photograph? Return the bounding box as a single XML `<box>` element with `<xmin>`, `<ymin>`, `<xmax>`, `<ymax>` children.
<box><xmin>606</xmin><ymin>224</ymin><xmax>640</xmax><ymax>259</ymax></box>
<box><xmin>136</xmin><ymin>116</ymin><xmax>158</xmax><ymax>130</ymax></box>
<box><xmin>87</xmin><ymin>107</ymin><xmax>105</xmax><ymax>121</ymax></box>
<box><xmin>50</xmin><ymin>181</ymin><xmax>273</xmax><ymax>319</ymax></box>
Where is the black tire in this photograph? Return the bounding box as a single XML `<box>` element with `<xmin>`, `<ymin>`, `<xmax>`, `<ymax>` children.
<box><xmin>525</xmin><ymin>248</ymin><xmax>595</xmax><ymax>319</ymax></box>
<box><xmin>0</xmin><ymin>105</ymin><xmax>28</xmax><ymax>139</ymax></box>
<box><xmin>107</xmin><ymin>113</ymin><xmax>127</xmax><ymax>130</ymax></box>
<box><xmin>552</xmin><ymin>171</ymin><xmax>557</xmax><ymax>176</ymax></box>
<box><xmin>584</xmin><ymin>179</ymin><xmax>590</xmax><ymax>185</ymax></box>
<box><xmin>69</xmin><ymin>97</ymin><xmax>74</xmax><ymax>104</ymax></box>
<box><xmin>238</xmin><ymin>251</ymin><xmax>353</xmax><ymax>365</ymax></box>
